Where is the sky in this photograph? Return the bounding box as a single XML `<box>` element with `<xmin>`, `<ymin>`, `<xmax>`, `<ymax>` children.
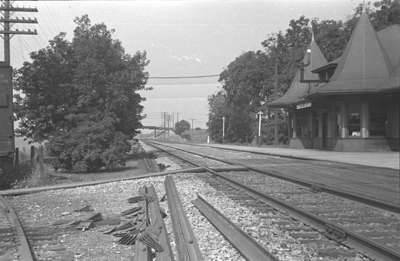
<box><xmin>5</xmin><ymin>0</ymin><xmax>361</xmax><ymax>128</ymax></box>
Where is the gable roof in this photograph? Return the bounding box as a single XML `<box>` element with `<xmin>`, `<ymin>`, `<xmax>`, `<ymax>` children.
<box><xmin>312</xmin><ymin>11</ymin><xmax>392</xmax><ymax>94</ymax></box>
<box><xmin>303</xmin><ymin>33</ymin><xmax>329</xmax><ymax>80</ymax></box>
<box><xmin>268</xmin><ymin>34</ymin><xmax>327</xmax><ymax>107</ymax></box>
<box><xmin>268</xmin><ymin>71</ymin><xmax>311</xmax><ymax>107</ymax></box>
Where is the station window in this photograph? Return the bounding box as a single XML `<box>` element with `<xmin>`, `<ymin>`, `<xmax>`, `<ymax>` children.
<box><xmin>369</xmin><ymin>102</ymin><xmax>386</xmax><ymax>136</ymax></box>
<box><xmin>347</xmin><ymin>104</ymin><xmax>361</xmax><ymax>137</ymax></box>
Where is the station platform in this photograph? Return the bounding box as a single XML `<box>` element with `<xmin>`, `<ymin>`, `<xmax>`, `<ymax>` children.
<box><xmin>204</xmin><ymin>144</ymin><xmax>400</xmax><ymax>170</ymax></box>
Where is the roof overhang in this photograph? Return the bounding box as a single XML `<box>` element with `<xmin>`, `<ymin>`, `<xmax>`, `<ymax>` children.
<box><xmin>311</xmin><ymin>62</ymin><xmax>338</xmax><ymax>73</ymax></box>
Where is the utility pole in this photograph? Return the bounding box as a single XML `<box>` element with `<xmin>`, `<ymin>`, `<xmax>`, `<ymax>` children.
<box><xmin>0</xmin><ymin>1</ymin><xmax>38</xmax><ymax>65</ymax></box>
<box><xmin>0</xmin><ymin>0</ymin><xmax>37</xmax><ymax>165</ymax></box>
<box><xmin>162</xmin><ymin>112</ymin><xmax>166</xmax><ymax>141</ymax></box>
<box><xmin>190</xmin><ymin>118</ymin><xmax>195</xmax><ymax>131</ymax></box>
<box><xmin>257</xmin><ymin>111</ymin><xmax>263</xmax><ymax>145</ymax></box>
<box><xmin>167</xmin><ymin>113</ymin><xmax>170</xmax><ymax>136</ymax></box>
<box><xmin>171</xmin><ymin>112</ymin><xmax>175</xmax><ymax>129</ymax></box>
<box><xmin>222</xmin><ymin>116</ymin><xmax>225</xmax><ymax>144</ymax></box>
<box><xmin>273</xmin><ymin>44</ymin><xmax>279</xmax><ymax>145</ymax></box>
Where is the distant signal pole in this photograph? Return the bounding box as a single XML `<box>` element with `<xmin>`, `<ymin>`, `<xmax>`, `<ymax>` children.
<box><xmin>190</xmin><ymin>118</ymin><xmax>195</xmax><ymax>132</ymax></box>
<box><xmin>0</xmin><ymin>0</ymin><xmax>37</xmax><ymax>165</ymax></box>
<box><xmin>222</xmin><ymin>116</ymin><xmax>225</xmax><ymax>143</ymax></box>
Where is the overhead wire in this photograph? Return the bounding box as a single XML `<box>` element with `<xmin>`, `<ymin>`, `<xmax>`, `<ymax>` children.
<box><xmin>149</xmin><ymin>74</ymin><xmax>219</xmax><ymax>79</ymax></box>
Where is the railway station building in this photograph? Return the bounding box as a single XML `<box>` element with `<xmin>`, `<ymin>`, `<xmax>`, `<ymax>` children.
<box><xmin>268</xmin><ymin>11</ymin><xmax>400</xmax><ymax>151</ymax></box>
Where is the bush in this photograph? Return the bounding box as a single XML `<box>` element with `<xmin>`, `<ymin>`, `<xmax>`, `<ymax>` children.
<box><xmin>175</xmin><ymin>120</ymin><xmax>191</xmax><ymax>136</ymax></box>
<box><xmin>181</xmin><ymin>133</ymin><xmax>191</xmax><ymax>140</ymax></box>
<box><xmin>47</xmin><ymin>120</ymin><xmax>130</xmax><ymax>172</ymax></box>
<box><xmin>0</xmin><ymin>158</ymin><xmax>32</xmax><ymax>190</ymax></box>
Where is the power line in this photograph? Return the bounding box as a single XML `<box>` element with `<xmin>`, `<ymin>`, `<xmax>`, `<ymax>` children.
<box><xmin>149</xmin><ymin>74</ymin><xmax>219</xmax><ymax>79</ymax></box>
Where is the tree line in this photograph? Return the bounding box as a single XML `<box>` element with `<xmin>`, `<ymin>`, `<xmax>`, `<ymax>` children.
<box><xmin>208</xmin><ymin>0</ymin><xmax>400</xmax><ymax>144</ymax></box>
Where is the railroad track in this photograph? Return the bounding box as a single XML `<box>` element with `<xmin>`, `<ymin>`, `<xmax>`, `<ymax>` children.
<box><xmin>1</xmin><ymin>196</ymin><xmax>68</xmax><ymax>261</ymax></box>
<box><xmin>146</xmin><ymin>140</ymin><xmax>400</xmax><ymax>261</ymax></box>
<box><xmin>149</xmin><ymin>141</ymin><xmax>400</xmax><ymax>214</ymax></box>
<box><xmin>0</xmin><ymin>195</ymin><xmax>34</xmax><ymax>261</ymax></box>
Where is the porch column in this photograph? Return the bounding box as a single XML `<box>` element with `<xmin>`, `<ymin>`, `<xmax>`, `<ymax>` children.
<box><xmin>327</xmin><ymin>106</ymin><xmax>334</xmax><ymax>138</ymax></box>
<box><xmin>292</xmin><ymin>112</ymin><xmax>297</xmax><ymax>138</ymax></box>
<box><xmin>361</xmin><ymin>102</ymin><xmax>369</xmax><ymax>138</ymax></box>
<box><xmin>318</xmin><ymin>113</ymin><xmax>323</xmax><ymax>138</ymax></box>
<box><xmin>287</xmin><ymin>110</ymin><xmax>292</xmax><ymax>139</ymax></box>
<box><xmin>394</xmin><ymin>103</ymin><xmax>400</xmax><ymax>138</ymax></box>
<box><xmin>340</xmin><ymin>102</ymin><xmax>347</xmax><ymax>138</ymax></box>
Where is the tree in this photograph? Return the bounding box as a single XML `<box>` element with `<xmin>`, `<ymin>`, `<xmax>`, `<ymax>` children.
<box><xmin>207</xmin><ymin>91</ymin><xmax>227</xmax><ymax>142</ymax></box>
<box><xmin>175</xmin><ymin>120</ymin><xmax>190</xmax><ymax>136</ymax></box>
<box><xmin>217</xmin><ymin>51</ymin><xmax>270</xmax><ymax>143</ymax></box>
<box><xmin>15</xmin><ymin>15</ymin><xmax>149</xmax><ymax>172</ymax></box>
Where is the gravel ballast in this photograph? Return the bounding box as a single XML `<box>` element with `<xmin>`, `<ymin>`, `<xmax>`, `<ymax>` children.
<box><xmin>6</xmin><ymin>173</ymin><xmax>243</xmax><ymax>260</ymax></box>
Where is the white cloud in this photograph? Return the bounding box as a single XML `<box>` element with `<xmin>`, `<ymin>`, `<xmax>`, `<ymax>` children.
<box><xmin>172</xmin><ymin>54</ymin><xmax>202</xmax><ymax>63</ymax></box>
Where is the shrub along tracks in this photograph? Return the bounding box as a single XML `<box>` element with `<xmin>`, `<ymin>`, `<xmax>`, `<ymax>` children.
<box><xmin>147</xmin><ymin>140</ymin><xmax>400</xmax><ymax>261</ymax></box>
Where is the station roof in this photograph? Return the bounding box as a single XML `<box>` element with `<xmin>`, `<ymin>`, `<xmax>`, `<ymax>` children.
<box><xmin>377</xmin><ymin>25</ymin><xmax>400</xmax><ymax>68</ymax></box>
<box><xmin>268</xmin><ymin>34</ymin><xmax>327</xmax><ymax>107</ymax></box>
<box><xmin>311</xmin><ymin>11</ymin><xmax>393</xmax><ymax>95</ymax></box>
<box><xmin>268</xmin><ymin>71</ymin><xmax>313</xmax><ymax>107</ymax></box>
<box><xmin>387</xmin><ymin>63</ymin><xmax>400</xmax><ymax>91</ymax></box>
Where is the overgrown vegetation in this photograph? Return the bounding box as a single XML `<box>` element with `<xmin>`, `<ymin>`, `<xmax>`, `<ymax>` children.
<box><xmin>15</xmin><ymin>15</ymin><xmax>149</xmax><ymax>172</ymax></box>
<box><xmin>208</xmin><ymin>0</ymin><xmax>400</xmax><ymax>144</ymax></box>
<box><xmin>0</xmin><ymin>160</ymin><xmax>32</xmax><ymax>190</ymax></box>
<box><xmin>174</xmin><ymin>120</ymin><xmax>191</xmax><ymax>136</ymax></box>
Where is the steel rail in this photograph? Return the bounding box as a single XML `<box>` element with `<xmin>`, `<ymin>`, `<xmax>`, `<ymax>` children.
<box><xmin>192</xmin><ymin>194</ymin><xmax>278</xmax><ymax>261</ymax></box>
<box><xmin>149</xmin><ymin>141</ymin><xmax>400</xmax><ymax>214</ymax></box>
<box><xmin>0</xmin><ymin>195</ymin><xmax>35</xmax><ymax>261</ymax></box>
<box><xmin>147</xmin><ymin>185</ymin><xmax>175</xmax><ymax>261</ymax></box>
<box><xmin>164</xmin><ymin>176</ymin><xmax>203</xmax><ymax>261</ymax></box>
<box><xmin>0</xmin><ymin>166</ymin><xmax>245</xmax><ymax>196</ymax></box>
<box><xmin>149</xmin><ymin>141</ymin><xmax>400</xmax><ymax>261</ymax></box>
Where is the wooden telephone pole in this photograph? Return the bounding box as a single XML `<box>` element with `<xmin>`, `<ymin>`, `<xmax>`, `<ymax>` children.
<box><xmin>1</xmin><ymin>0</ymin><xmax>38</xmax><ymax>65</ymax></box>
<box><xmin>0</xmin><ymin>0</ymin><xmax>37</xmax><ymax>164</ymax></box>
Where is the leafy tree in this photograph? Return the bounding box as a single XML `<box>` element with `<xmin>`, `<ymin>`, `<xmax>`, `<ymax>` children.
<box><xmin>175</xmin><ymin>120</ymin><xmax>190</xmax><ymax>136</ymax></box>
<box><xmin>217</xmin><ymin>51</ymin><xmax>271</xmax><ymax>143</ymax></box>
<box><xmin>207</xmin><ymin>91</ymin><xmax>227</xmax><ymax>142</ymax></box>
<box><xmin>15</xmin><ymin>15</ymin><xmax>149</xmax><ymax>172</ymax></box>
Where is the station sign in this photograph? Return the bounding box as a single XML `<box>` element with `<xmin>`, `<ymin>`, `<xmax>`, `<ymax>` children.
<box><xmin>296</xmin><ymin>102</ymin><xmax>312</xmax><ymax>110</ymax></box>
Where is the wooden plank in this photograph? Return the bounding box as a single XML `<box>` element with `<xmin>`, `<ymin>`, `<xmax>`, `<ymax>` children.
<box><xmin>134</xmin><ymin>187</ymin><xmax>152</xmax><ymax>261</ymax></box>
<box><xmin>147</xmin><ymin>185</ymin><xmax>174</xmax><ymax>261</ymax></box>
